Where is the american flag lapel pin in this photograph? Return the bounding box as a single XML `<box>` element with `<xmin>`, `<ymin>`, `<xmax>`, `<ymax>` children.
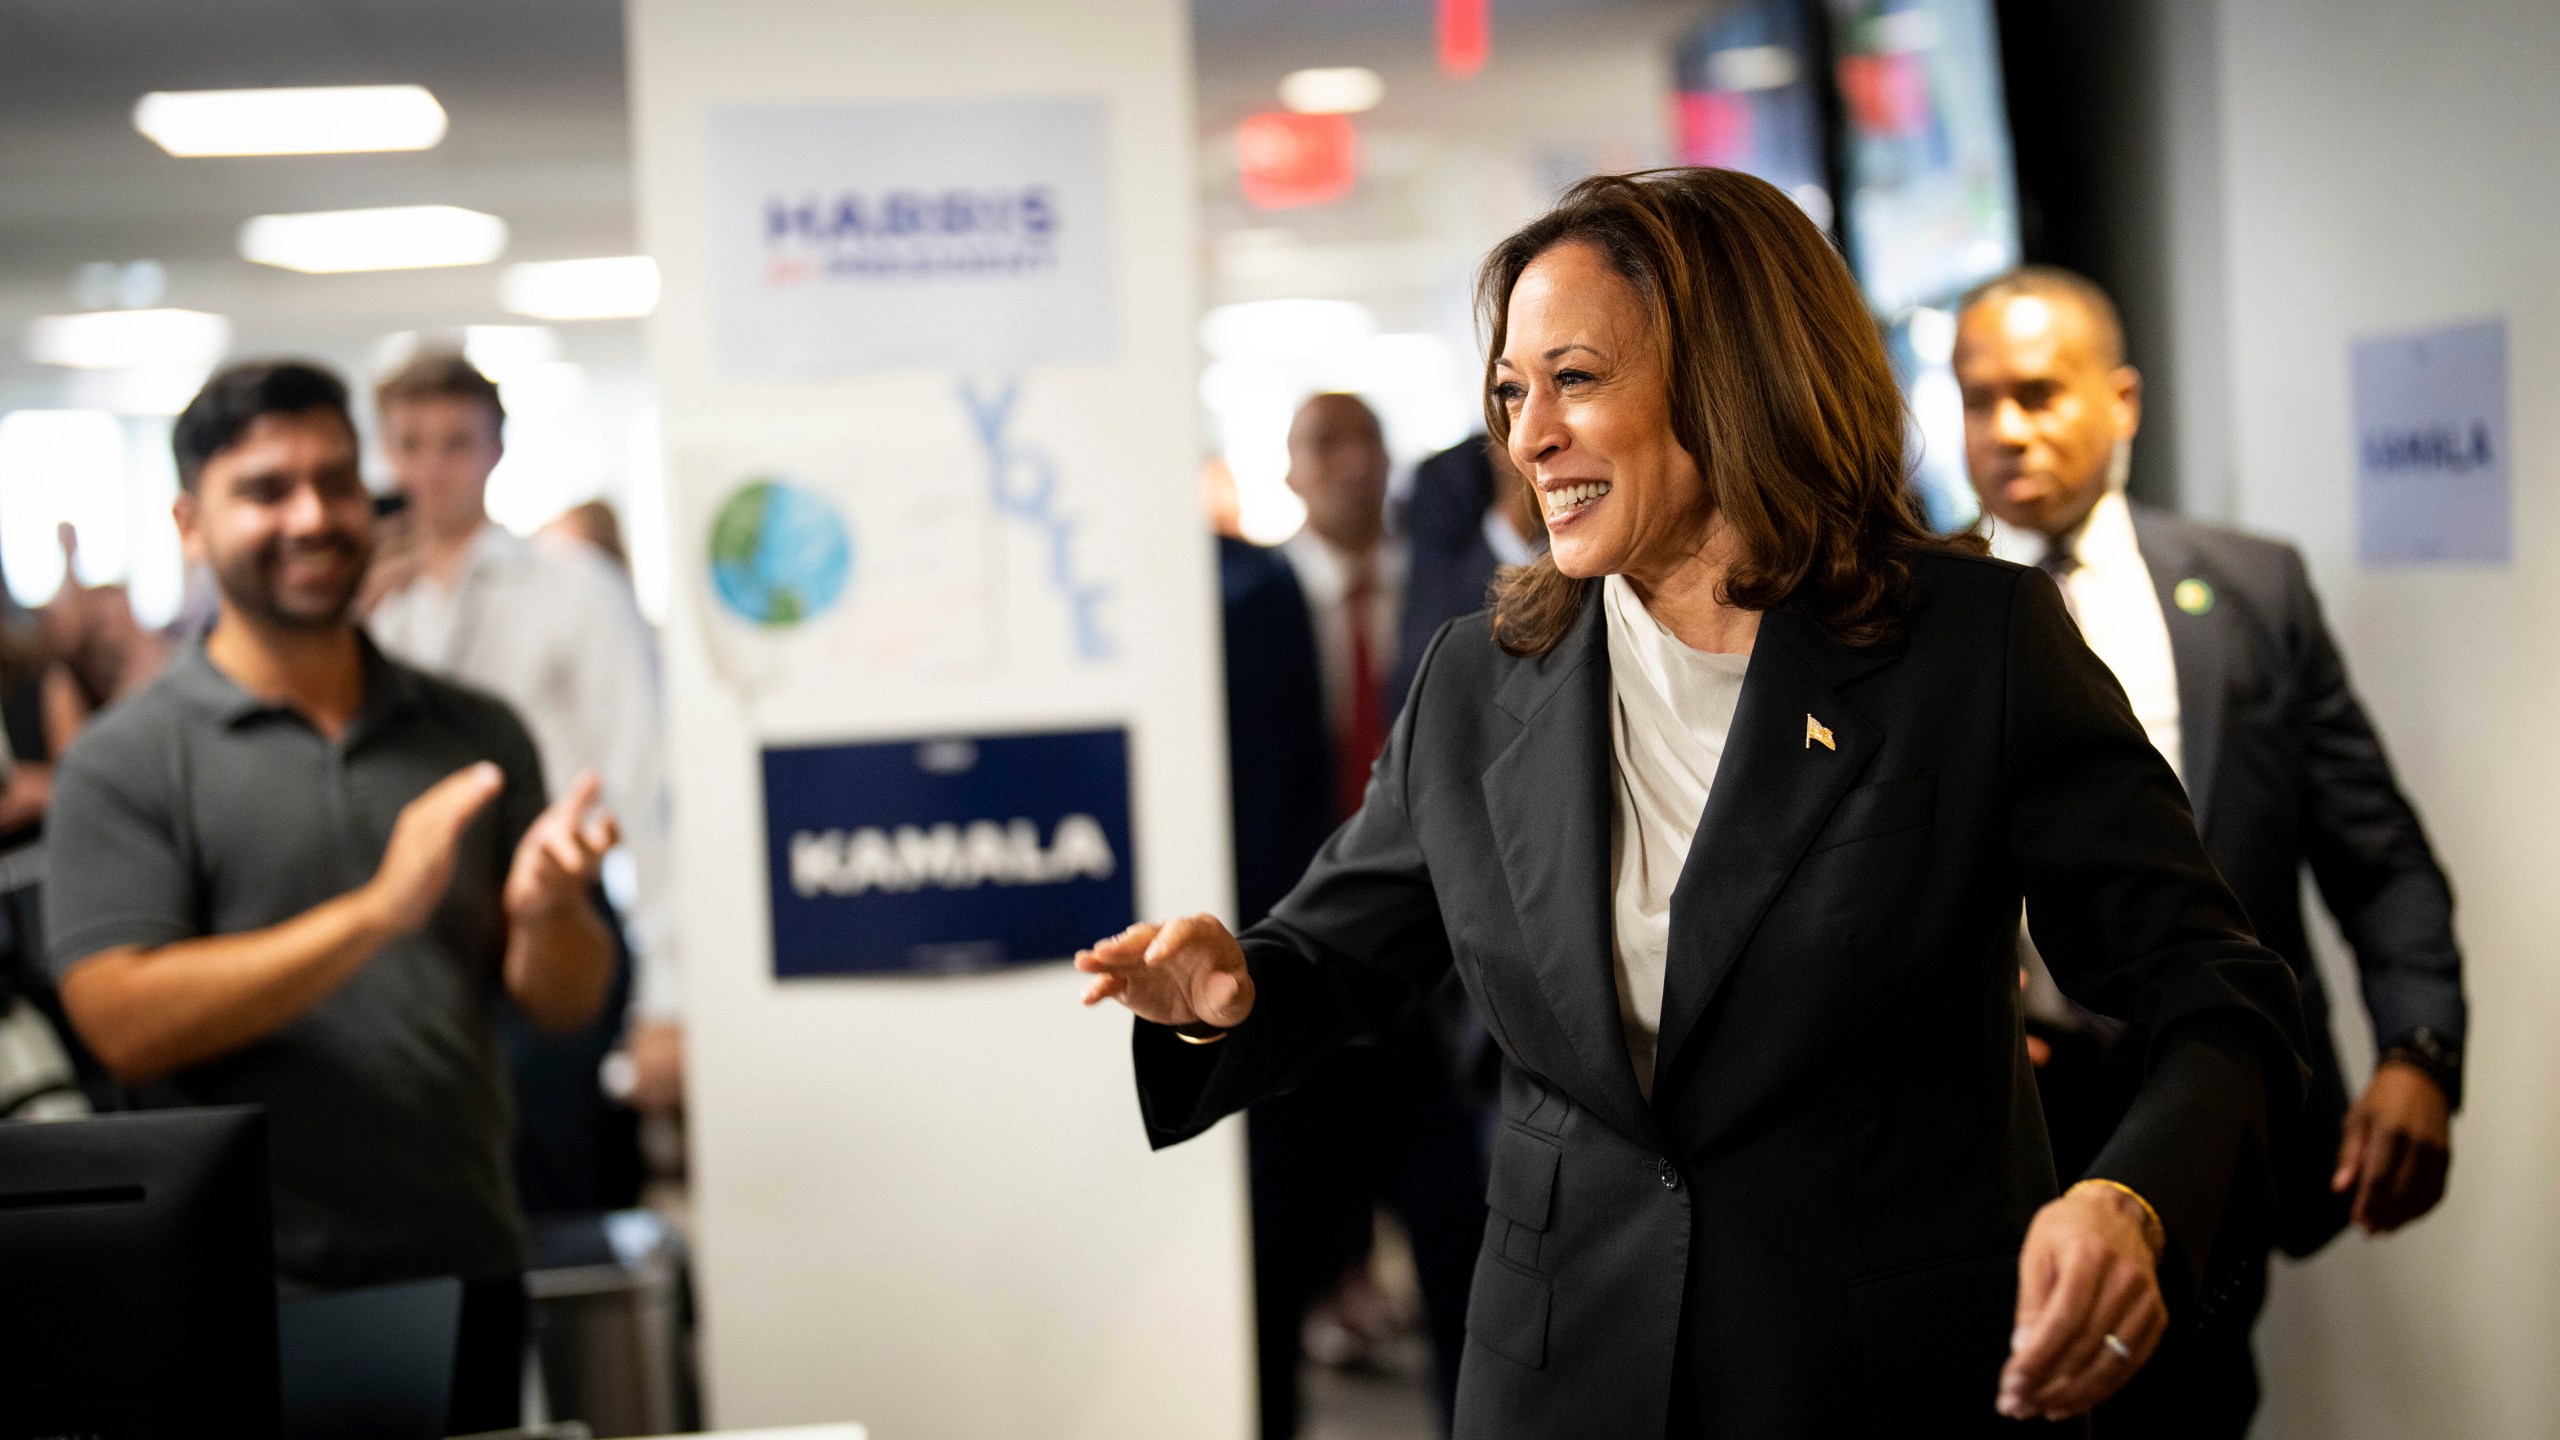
<box><xmin>1805</xmin><ymin>714</ymin><xmax>1836</xmax><ymax>751</ymax></box>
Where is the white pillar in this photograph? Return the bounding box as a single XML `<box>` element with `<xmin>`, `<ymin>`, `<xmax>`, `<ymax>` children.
<box><xmin>626</xmin><ymin>2</ymin><xmax>1252</xmax><ymax>1433</ymax></box>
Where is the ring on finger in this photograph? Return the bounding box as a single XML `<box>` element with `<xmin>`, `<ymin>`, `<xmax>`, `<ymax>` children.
<box><xmin>2102</xmin><ymin>1333</ymin><xmax>2133</xmax><ymax>1363</ymax></box>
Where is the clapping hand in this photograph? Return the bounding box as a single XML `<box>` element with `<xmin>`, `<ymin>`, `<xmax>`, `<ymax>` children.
<box><xmin>505</xmin><ymin>769</ymin><xmax>620</xmax><ymax>922</ymax></box>
<box><xmin>365</xmin><ymin>762</ymin><xmax>506</xmax><ymax>937</ymax></box>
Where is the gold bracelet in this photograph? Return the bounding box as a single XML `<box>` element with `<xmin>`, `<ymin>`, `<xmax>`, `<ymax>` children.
<box><xmin>2069</xmin><ymin>1178</ymin><xmax>2166</xmax><ymax>1256</ymax></box>
<box><xmin>1174</xmin><ymin>1026</ymin><xmax>1230</xmax><ymax>1046</ymax></box>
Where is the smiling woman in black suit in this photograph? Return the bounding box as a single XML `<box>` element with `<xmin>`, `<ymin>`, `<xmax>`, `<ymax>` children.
<box><xmin>1077</xmin><ymin>169</ymin><xmax>2305</xmax><ymax>1437</ymax></box>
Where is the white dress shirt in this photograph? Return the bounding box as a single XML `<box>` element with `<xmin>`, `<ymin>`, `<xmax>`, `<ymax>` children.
<box><xmin>1602</xmin><ymin>574</ymin><xmax>1751</xmax><ymax>1095</ymax></box>
<box><xmin>369</xmin><ymin>524</ymin><xmax>684</xmax><ymax>1022</ymax></box>
<box><xmin>1280</xmin><ymin>529</ymin><xmax>1406</xmax><ymax>747</ymax></box>
<box><xmin>1989</xmin><ymin>488</ymin><xmax>2185</xmax><ymax>780</ymax></box>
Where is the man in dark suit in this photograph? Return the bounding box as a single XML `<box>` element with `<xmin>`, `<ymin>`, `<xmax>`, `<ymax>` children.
<box><xmin>1955</xmin><ymin>266</ymin><xmax>2466</xmax><ymax>1434</ymax></box>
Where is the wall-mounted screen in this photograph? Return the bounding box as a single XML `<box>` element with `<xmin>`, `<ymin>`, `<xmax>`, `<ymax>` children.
<box><xmin>1674</xmin><ymin>0</ymin><xmax>1832</xmax><ymax>232</ymax></box>
<box><xmin>1826</xmin><ymin>0</ymin><xmax>2021</xmax><ymax>317</ymax></box>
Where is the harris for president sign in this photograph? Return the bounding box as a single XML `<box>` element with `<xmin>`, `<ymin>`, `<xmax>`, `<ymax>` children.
<box><xmin>705</xmin><ymin>97</ymin><xmax>1116</xmax><ymax>375</ymax></box>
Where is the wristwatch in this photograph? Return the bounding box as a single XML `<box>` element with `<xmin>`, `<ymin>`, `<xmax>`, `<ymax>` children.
<box><xmin>2379</xmin><ymin>1026</ymin><xmax>2461</xmax><ymax>1102</ymax></box>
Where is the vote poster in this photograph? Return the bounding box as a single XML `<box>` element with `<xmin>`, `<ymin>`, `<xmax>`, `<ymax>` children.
<box><xmin>762</xmin><ymin>727</ymin><xmax>1137</xmax><ymax>976</ymax></box>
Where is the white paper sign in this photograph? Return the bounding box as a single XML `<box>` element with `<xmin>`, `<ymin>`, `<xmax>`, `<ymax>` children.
<box><xmin>705</xmin><ymin>97</ymin><xmax>1117</xmax><ymax>375</ymax></box>
<box><xmin>2354</xmin><ymin>317</ymin><xmax>2509</xmax><ymax>564</ymax></box>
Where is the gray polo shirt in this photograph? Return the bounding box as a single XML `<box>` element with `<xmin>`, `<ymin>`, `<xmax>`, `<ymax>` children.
<box><xmin>46</xmin><ymin>637</ymin><xmax>545</xmax><ymax>1290</ymax></box>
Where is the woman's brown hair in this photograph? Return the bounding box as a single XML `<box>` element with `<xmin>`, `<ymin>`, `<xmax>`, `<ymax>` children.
<box><xmin>1480</xmin><ymin>167</ymin><xmax>1975</xmax><ymax>654</ymax></box>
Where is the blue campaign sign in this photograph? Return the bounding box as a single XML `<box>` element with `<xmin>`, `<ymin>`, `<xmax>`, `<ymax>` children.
<box><xmin>762</xmin><ymin>728</ymin><xmax>1137</xmax><ymax>977</ymax></box>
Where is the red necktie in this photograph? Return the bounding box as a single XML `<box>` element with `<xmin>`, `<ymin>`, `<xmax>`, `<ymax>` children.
<box><xmin>1338</xmin><ymin>566</ymin><xmax>1387</xmax><ymax>820</ymax></box>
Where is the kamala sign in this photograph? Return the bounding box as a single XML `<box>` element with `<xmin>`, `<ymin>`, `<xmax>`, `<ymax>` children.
<box><xmin>2353</xmin><ymin>316</ymin><xmax>2509</xmax><ymax>565</ymax></box>
<box><xmin>705</xmin><ymin>97</ymin><xmax>1116</xmax><ymax>374</ymax></box>
<box><xmin>761</xmin><ymin>728</ymin><xmax>1137</xmax><ymax>976</ymax></box>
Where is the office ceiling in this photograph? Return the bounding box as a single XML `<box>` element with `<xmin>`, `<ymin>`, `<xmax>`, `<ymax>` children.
<box><xmin>0</xmin><ymin>0</ymin><xmax>1694</xmax><ymax>407</ymax></box>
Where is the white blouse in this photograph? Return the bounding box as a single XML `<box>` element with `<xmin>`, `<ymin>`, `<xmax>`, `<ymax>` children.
<box><xmin>1601</xmin><ymin>574</ymin><xmax>1751</xmax><ymax>1096</ymax></box>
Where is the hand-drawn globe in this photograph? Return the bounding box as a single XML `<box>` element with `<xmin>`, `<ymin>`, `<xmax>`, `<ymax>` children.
<box><xmin>707</xmin><ymin>478</ymin><xmax>852</xmax><ymax>628</ymax></box>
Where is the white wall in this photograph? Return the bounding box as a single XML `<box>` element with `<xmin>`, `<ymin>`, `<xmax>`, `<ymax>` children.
<box><xmin>2206</xmin><ymin>1</ymin><xmax>2560</xmax><ymax>1433</ymax></box>
<box><xmin>625</xmin><ymin>1</ymin><xmax>1253</xmax><ymax>1434</ymax></box>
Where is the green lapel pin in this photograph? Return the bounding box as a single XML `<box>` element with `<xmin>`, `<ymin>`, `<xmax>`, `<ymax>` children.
<box><xmin>2173</xmin><ymin>577</ymin><xmax>2215</xmax><ymax>616</ymax></box>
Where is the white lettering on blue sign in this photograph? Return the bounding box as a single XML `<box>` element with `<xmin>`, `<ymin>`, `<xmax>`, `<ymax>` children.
<box><xmin>789</xmin><ymin>814</ymin><xmax>1117</xmax><ymax>897</ymax></box>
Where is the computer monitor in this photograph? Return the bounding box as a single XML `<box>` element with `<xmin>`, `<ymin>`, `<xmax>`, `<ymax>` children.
<box><xmin>0</xmin><ymin>1106</ymin><xmax>279</xmax><ymax>1440</ymax></box>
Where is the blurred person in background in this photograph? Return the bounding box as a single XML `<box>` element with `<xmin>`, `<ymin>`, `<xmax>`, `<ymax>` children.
<box><xmin>0</xmin><ymin>597</ymin><xmax>89</xmax><ymax>1120</ymax></box>
<box><xmin>0</xmin><ymin>524</ymin><xmax>173</xmax><ymax>1120</ymax></box>
<box><xmin>540</xmin><ymin>497</ymin><xmax>630</xmax><ymax>573</ymax></box>
<box><xmin>1232</xmin><ymin>391</ymin><xmax>1484</xmax><ymax>1438</ymax></box>
<box><xmin>44</xmin><ymin>360</ymin><xmax>619</xmax><ymax>1431</ymax></box>
<box><xmin>1956</xmin><ymin>266</ymin><xmax>2466</xmax><ymax>1436</ymax></box>
<box><xmin>40</xmin><ymin>523</ymin><xmax>174</xmax><ymax>747</ymax></box>
<box><xmin>1396</xmin><ymin>434</ymin><xmax>1545</xmax><ymax>703</ymax></box>
<box><xmin>1200</xmin><ymin>455</ymin><xmax>1245</xmax><ymax>542</ymax></box>
<box><xmin>366</xmin><ymin>353</ymin><xmax>685</xmax><ymax>1215</ymax></box>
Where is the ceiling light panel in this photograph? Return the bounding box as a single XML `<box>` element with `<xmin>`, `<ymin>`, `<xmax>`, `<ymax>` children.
<box><xmin>501</xmin><ymin>257</ymin><xmax>662</xmax><ymax>320</ymax></box>
<box><xmin>27</xmin><ymin>309</ymin><xmax>232</xmax><ymax>370</ymax></box>
<box><xmin>1279</xmin><ymin>67</ymin><xmax>1385</xmax><ymax>115</ymax></box>
<box><xmin>239</xmin><ymin>206</ymin><xmax>509</xmax><ymax>273</ymax></box>
<box><xmin>134</xmin><ymin>85</ymin><xmax>449</xmax><ymax>157</ymax></box>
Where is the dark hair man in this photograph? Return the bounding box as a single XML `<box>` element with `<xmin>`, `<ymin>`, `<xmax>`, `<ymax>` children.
<box><xmin>45</xmin><ymin>360</ymin><xmax>619</xmax><ymax>1432</ymax></box>
<box><xmin>363</xmin><ymin>350</ymin><xmax>682</xmax><ymax>1204</ymax></box>
<box><xmin>1955</xmin><ymin>268</ymin><xmax>2466</xmax><ymax>1434</ymax></box>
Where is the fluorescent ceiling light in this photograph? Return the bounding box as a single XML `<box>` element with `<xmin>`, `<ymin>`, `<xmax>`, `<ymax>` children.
<box><xmin>240</xmin><ymin>205</ymin><xmax>508</xmax><ymax>273</ymax></box>
<box><xmin>1279</xmin><ymin>66</ymin><xmax>1385</xmax><ymax>115</ymax></box>
<box><xmin>134</xmin><ymin>85</ymin><xmax>448</xmax><ymax>157</ymax></box>
<box><xmin>501</xmin><ymin>257</ymin><xmax>661</xmax><ymax>320</ymax></box>
<box><xmin>27</xmin><ymin>309</ymin><xmax>232</xmax><ymax>370</ymax></box>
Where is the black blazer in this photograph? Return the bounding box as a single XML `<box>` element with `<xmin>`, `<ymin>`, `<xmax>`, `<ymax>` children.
<box><xmin>2129</xmin><ymin>507</ymin><xmax>2465</xmax><ymax>1250</ymax></box>
<box><xmin>1217</xmin><ymin>536</ymin><xmax>1338</xmax><ymax>928</ymax></box>
<box><xmin>1396</xmin><ymin>435</ymin><xmax>1508</xmax><ymax>706</ymax></box>
<box><xmin>1138</xmin><ymin>553</ymin><xmax>2308</xmax><ymax>1437</ymax></box>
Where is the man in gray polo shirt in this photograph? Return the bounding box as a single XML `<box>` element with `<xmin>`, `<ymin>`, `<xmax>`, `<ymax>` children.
<box><xmin>45</xmin><ymin>360</ymin><xmax>618</xmax><ymax>1433</ymax></box>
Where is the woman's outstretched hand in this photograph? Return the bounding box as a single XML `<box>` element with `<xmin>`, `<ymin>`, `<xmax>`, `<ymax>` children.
<box><xmin>1997</xmin><ymin>1182</ymin><xmax>2168</xmax><ymax>1420</ymax></box>
<box><xmin>1074</xmin><ymin>914</ymin><xmax>1256</xmax><ymax>1030</ymax></box>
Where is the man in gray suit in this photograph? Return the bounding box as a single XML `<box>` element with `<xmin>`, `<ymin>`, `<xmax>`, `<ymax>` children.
<box><xmin>1955</xmin><ymin>266</ymin><xmax>2467</xmax><ymax>1435</ymax></box>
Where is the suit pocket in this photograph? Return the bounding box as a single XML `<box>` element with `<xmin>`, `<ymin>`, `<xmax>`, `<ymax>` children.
<box><xmin>1843</xmin><ymin>1244</ymin><xmax>2017</xmax><ymax>1408</ymax></box>
<box><xmin>1486</xmin><ymin>1124</ymin><xmax>1561</xmax><ymax>1232</ymax></box>
<box><xmin>1810</xmin><ymin>772</ymin><xmax>1936</xmax><ymax>854</ymax></box>
<box><xmin>1466</xmin><ymin>1250</ymin><xmax>1552</xmax><ymax>1370</ymax></box>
